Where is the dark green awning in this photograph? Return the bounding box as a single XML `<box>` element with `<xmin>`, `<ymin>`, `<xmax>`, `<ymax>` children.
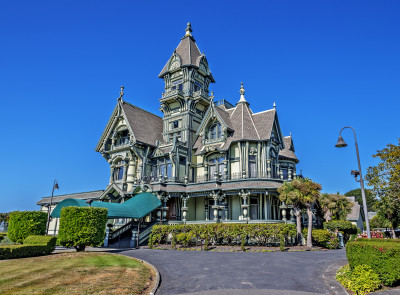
<box><xmin>51</xmin><ymin>192</ymin><xmax>161</xmax><ymax>219</ymax></box>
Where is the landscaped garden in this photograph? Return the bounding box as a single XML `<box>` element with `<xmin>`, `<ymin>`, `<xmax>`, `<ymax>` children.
<box><xmin>0</xmin><ymin>252</ymin><xmax>155</xmax><ymax>295</ymax></box>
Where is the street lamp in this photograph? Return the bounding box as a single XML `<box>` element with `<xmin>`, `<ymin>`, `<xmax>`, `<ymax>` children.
<box><xmin>46</xmin><ymin>180</ymin><xmax>59</xmax><ymax>235</ymax></box>
<box><xmin>335</xmin><ymin>126</ymin><xmax>371</xmax><ymax>238</ymax></box>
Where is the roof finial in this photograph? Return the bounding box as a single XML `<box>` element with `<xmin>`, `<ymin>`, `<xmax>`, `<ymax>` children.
<box><xmin>118</xmin><ymin>86</ymin><xmax>124</xmax><ymax>101</ymax></box>
<box><xmin>210</xmin><ymin>91</ymin><xmax>215</xmax><ymax>105</ymax></box>
<box><xmin>273</xmin><ymin>101</ymin><xmax>276</xmax><ymax>109</ymax></box>
<box><xmin>185</xmin><ymin>22</ymin><xmax>193</xmax><ymax>37</ymax></box>
<box><xmin>238</xmin><ymin>82</ymin><xmax>247</xmax><ymax>103</ymax></box>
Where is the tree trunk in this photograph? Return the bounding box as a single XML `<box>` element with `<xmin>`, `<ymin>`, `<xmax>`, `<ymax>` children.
<box><xmin>75</xmin><ymin>245</ymin><xmax>86</xmax><ymax>252</ymax></box>
<box><xmin>294</xmin><ymin>207</ymin><xmax>302</xmax><ymax>245</ymax></box>
<box><xmin>306</xmin><ymin>204</ymin><xmax>313</xmax><ymax>248</ymax></box>
<box><xmin>391</xmin><ymin>227</ymin><xmax>397</xmax><ymax>239</ymax></box>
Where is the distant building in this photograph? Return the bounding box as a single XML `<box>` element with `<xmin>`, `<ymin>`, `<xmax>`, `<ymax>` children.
<box><xmin>38</xmin><ymin>24</ymin><xmax>299</xmax><ymax>236</ymax></box>
<box><xmin>346</xmin><ymin>196</ymin><xmax>365</xmax><ymax>231</ymax></box>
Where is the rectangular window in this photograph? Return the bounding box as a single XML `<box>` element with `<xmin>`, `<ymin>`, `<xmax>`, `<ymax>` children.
<box><xmin>282</xmin><ymin>169</ymin><xmax>288</xmax><ymax>180</ymax></box>
<box><xmin>172</xmin><ymin>120</ymin><xmax>179</xmax><ymax>129</ymax></box>
<box><xmin>160</xmin><ymin>164</ymin><xmax>165</xmax><ymax>177</ymax></box>
<box><xmin>167</xmin><ymin>162</ymin><xmax>173</xmax><ymax>179</ymax></box>
<box><xmin>179</xmin><ymin>157</ymin><xmax>186</xmax><ymax>165</ymax></box>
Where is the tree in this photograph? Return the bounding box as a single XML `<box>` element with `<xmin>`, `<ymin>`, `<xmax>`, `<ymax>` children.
<box><xmin>319</xmin><ymin>193</ymin><xmax>353</xmax><ymax>222</ymax></box>
<box><xmin>344</xmin><ymin>188</ymin><xmax>377</xmax><ymax>210</ymax></box>
<box><xmin>279</xmin><ymin>178</ymin><xmax>322</xmax><ymax>247</ymax></box>
<box><xmin>365</xmin><ymin>139</ymin><xmax>400</xmax><ymax>239</ymax></box>
<box><xmin>58</xmin><ymin>207</ymin><xmax>108</xmax><ymax>251</ymax></box>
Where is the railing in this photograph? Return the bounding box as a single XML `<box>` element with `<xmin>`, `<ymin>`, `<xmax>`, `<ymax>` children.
<box><xmin>193</xmin><ymin>89</ymin><xmax>209</xmax><ymax>100</ymax></box>
<box><xmin>138</xmin><ymin>221</ymin><xmax>158</xmax><ymax>245</ymax></box>
<box><xmin>139</xmin><ymin>171</ymin><xmax>293</xmax><ymax>185</ymax></box>
<box><xmin>161</xmin><ymin>89</ymin><xmax>184</xmax><ymax>99</ymax></box>
<box><xmin>109</xmin><ymin>221</ymin><xmax>133</xmax><ymax>240</ymax></box>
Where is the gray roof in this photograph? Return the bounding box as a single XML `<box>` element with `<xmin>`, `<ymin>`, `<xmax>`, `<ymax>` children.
<box><xmin>193</xmin><ymin>103</ymin><xmax>277</xmax><ymax>155</ymax></box>
<box><xmin>279</xmin><ymin>136</ymin><xmax>299</xmax><ymax>163</ymax></box>
<box><xmin>159</xmin><ymin>36</ymin><xmax>202</xmax><ymax>77</ymax></box>
<box><xmin>37</xmin><ymin>190</ymin><xmax>104</xmax><ymax>205</ymax></box>
<box><xmin>347</xmin><ymin>201</ymin><xmax>361</xmax><ymax>221</ymax></box>
<box><xmin>121</xmin><ymin>101</ymin><xmax>164</xmax><ymax>147</ymax></box>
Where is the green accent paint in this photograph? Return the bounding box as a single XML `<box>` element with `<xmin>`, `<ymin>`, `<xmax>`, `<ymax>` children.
<box><xmin>51</xmin><ymin>192</ymin><xmax>161</xmax><ymax>219</ymax></box>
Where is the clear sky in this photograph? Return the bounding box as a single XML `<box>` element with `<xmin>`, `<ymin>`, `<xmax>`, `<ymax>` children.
<box><xmin>1</xmin><ymin>1</ymin><xmax>399</xmax><ymax>212</ymax></box>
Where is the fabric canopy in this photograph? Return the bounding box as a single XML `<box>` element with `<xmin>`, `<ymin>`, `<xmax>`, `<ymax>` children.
<box><xmin>51</xmin><ymin>192</ymin><xmax>161</xmax><ymax>219</ymax></box>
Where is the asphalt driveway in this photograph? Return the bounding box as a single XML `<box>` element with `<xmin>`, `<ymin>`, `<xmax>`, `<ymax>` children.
<box><xmin>118</xmin><ymin>248</ymin><xmax>348</xmax><ymax>295</ymax></box>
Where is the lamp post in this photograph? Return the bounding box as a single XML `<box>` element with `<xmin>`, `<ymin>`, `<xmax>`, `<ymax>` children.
<box><xmin>46</xmin><ymin>180</ymin><xmax>59</xmax><ymax>235</ymax></box>
<box><xmin>335</xmin><ymin>126</ymin><xmax>371</xmax><ymax>238</ymax></box>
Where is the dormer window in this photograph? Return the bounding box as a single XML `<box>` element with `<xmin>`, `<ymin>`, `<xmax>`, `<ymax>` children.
<box><xmin>194</xmin><ymin>82</ymin><xmax>202</xmax><ymax>92</ymax></box>
<box><xmin>115</xmin><ymin>130</ymin><xmax>129</xmax><ymax>146</ymax></box>
<box><xmin>172</xmin><ymin>79</ymin><xmax>183</xmax><ymax>91</ymax></box>
<box><xmin>209</xmin><ymin>123</ymin><xmax>222</xmax><ymax>140</ymax></box>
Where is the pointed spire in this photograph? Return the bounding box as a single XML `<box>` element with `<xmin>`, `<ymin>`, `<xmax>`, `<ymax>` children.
<box><xmin>273</xmin><ymin>101</ymin><xmax>276</xmax><ymax>109</ymax></box>
<box><xmin>184</xmin><ymin>22</ymin><xmax>193</xmax><ymax>38</ymax></box>
<box><xmin>237</xmin><ymin>82</ymin><xmax>248</xmax><ymax>104</ymax></box>
<box><xmin>118</xmin><ymin>86</ymin><xmax>124</xmax><ymax>101</ymax></box>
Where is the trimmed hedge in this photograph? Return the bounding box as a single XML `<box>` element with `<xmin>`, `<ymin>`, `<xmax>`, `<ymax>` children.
<box><xmin>58</xmin><ymin>207</ymin><xmax>108</xmax><ymax>251</ymax></box>
<box><xmin>7</xmin><ymin>211</ymin><xmax>47</xmax><ymax>243</ymax></box>
<box><xmin>346</xmin><ymin>240</ymin><xmax>400</xmax><ymax>286</ymax></box>
<box><xmin>302</xmin><ymin>229</ymin><xmax>339</xmax><ymax>249</ymax></box>
<box><xmin>356</xmin><ymin>238</ymin><xmax>400</xmax><ymax>243</ymax></box>
<box><xmin>0</xmin><ymin>235</ymin><xmax>56</xmax><ymax>260</ymax></box>
<box><xmin>149</xmin><ymin>223</ymin><xmax>296</xmax><ymax>249</ymax></box>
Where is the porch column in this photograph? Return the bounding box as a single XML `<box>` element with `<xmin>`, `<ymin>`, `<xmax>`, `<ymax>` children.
<box><xmin>240</xmin><ymin>190</ymin><xmax>250</xmax><ymax>221</ymax></box>
<box><xmin>280</xmin><ymin>202</ymin><xmax>288</xmax><ymax>222</ymax></box>
<box><xmin>212</xmin><ymin>193</ymin><xmax>219</xmax><ymax>222</ymax></box>
<box><xmin>223</xmin><ymin>194</ymin><xmax>229</xmax><ymax>220</ymax></box>
<box><xmin>181</xmin><ymin>195</ymin><xmax>189</xmax><ymax>224</ymax></box>
<box><xmin>162</xmin><ymin>195</ymin><xmax>170</xmax><ymax>222</ymax></box>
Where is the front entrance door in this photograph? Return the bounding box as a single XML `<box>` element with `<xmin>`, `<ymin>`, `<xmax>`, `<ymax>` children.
<box><xmin>250</xmin><ymin>197</ymin><xmax>259</xmax><ymax>220</ymax></box>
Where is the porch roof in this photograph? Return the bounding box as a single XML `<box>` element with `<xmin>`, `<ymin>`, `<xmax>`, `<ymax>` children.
<box><xmin>51</xmin><ymin>192</ymin><xmax>161</xmax><ymax>219</ymax></box>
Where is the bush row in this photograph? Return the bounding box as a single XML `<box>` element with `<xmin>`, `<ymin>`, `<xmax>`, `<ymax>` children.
<box><xmin>302</xmin><ymin>229</ymin><xmax>339</xmax><ymax>249</ymax></box>
<box><xmin>336</xmin><ymin>264</ymin><xmax>381</xmax><ymax>295</ymax></box>
<box><xmin>346</xmin><ymin>240</ymin><xmax>400</xmax><ymax>286</ymax></box>
<box><xmin>149</xmin><ymin>223</ymin><xmax>296</xmax><ymax>250</ymax></box>
<box><xmin>0</xmin><ymin>235</ymin><xmax>56</xmax><ymax>260</ymax></box>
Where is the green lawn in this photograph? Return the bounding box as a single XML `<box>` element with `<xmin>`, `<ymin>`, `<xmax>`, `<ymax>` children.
<box><xmin>0</xmin><ymin>252</ymin><xmax>155</xmax><ymax>295</ymax></box>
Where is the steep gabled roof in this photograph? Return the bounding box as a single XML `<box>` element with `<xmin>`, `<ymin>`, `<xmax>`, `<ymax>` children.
<box><xmin>279</xmin><ymin>135</ymin><xmax>299</xmax><ymax>162</ymax></box>
<box><xmin>121</xmin><ymin>101</ymin><xmax>164</xmax><ymax>147</ymax></box>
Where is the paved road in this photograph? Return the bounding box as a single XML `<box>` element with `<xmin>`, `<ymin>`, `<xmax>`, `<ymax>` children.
<box><xmin>116</xmin><ymin>248</ymin><xmax>348</xmax><ymax>295</ymax></box>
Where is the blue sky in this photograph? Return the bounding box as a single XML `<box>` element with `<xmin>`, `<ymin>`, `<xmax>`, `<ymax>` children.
<box><xmin>1</xmin><ymin>1</ymin><xmax>399</xmax><ymax>212</ymax></box>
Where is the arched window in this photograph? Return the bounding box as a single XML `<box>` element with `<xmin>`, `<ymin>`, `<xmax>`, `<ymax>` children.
<box><xmin>209</xmin><ymin>122</ymin><xmax>222</xmax><ymax>140</ymax></box>
<box><xmin>115</xmin><ymin>130</ymin><xmax>130</xmax><ymax>146</ymax></box>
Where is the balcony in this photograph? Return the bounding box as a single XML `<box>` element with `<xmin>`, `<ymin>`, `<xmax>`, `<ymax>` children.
<box><xmin>161</xmin><ymin>89</ymin><xmax>184</xmax><ymax>100</ymax></box>
<box><xmin>192</xmin><ymin>89</ymin><xmax>210</xmax><ymax>100</ymax></box>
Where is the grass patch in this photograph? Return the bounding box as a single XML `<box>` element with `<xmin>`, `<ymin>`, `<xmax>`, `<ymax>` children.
<box><xmin>0</xmin><ymin>252</ymin><xmax>155</xmax><ymax>295</ymax></box>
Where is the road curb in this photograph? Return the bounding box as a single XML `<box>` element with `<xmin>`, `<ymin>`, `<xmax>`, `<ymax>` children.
<box><xmin>139</xmin><ymin>258</ymin><xmax>161</xmax><ymax>295</ymax></box>
<box><xmin>110</xmin><ymin>252</ymin><xmax>160</xmax><ymax>295</ymax></box>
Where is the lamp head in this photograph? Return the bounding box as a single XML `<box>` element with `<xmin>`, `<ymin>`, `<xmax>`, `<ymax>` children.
<box><xmin>53</xmin><ymin>180</ymin><xmax>59</xmax><ymax>190</ymax></box>
<box><xmin>335</xmin><ymin>135</ymin><xmax>347</xmax><ymax>148</ymax></box>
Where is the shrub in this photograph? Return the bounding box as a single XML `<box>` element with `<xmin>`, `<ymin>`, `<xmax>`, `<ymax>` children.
<box><xmin>346</xmin><ymin>240</ymin><xmax>400</xmax><ymax>286</ymax></box>
<box><xmin>337</xmin><ymin>264</ymin><xmax>381</xmax><ymax>295</ymax></box>
<box><xmin>324</xmin><ymin>221</ymin><xmax>357</xmax><ymax>243</ymax></box>
<box><xmin>0</xmin><ymin>233</ymin><xmax>6</xmax><ymax>242</ymax></box>
<box><xmin>0</xmin><ymin>235</ymin><xmax>56</xmax><ymax>260</ymax></box>
<box><xmin>58</xmin><ymin>207</ymin><xmax>108</xmax><ymax>251</ymax></box>
<box><xmin>148</xmin><ymin>223</ymin><xmax>296</xmax><ymax>249</ymax></box>
<box><xmin>7</xmin><ymin>211</ymin><xmax>47</xmax><ymax>243</ymax></box>
<box><xmin>357</xmin><ymin>231</ymin><xmax>385</xmax><ymax>239</ymax></box>
<box><xmin>302</xmin><ymin>229</ymin><xmax>339</xmax><ymax>249</ymax></box>
<box><xmin>24</xmin><ymin>235</ymin><xmax>57</xmax><ymax>248</ymax></box>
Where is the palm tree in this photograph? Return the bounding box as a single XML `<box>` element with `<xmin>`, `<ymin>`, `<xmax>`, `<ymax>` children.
<box><xmin>278</xmin><ymin>178</ymin><xmax>322</xmax><ymax>247</ymax></box>
<box><xmin>319</xmin><ymin>193</ymin><xmax>353</xmax><ymax>222</ymax></box>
